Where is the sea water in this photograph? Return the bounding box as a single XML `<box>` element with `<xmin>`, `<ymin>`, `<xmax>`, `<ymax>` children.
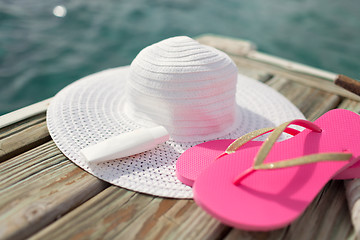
<box><xmin>0</xmin><ymin>0</ymin><xmax>359</xmax><ymax>115</ymax></box>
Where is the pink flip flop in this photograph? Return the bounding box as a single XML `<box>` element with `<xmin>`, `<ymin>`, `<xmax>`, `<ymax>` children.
<box><xmin>176</xmin><ymin>109</ymin><xmax>360</xmax><ymax>186</ymax></box>
<box><xmin>191</xmin><ymin>109</ymin><xmax>360</xmax><ymax>230</ymax></box>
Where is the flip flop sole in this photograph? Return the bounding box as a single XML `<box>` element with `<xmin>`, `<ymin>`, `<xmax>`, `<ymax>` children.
<box><xmin>176</xmin><ymin>140</ymin><xmax>261</xmax><ymax>186</ymax></box>
<box><xmin>193</xmin><ymin>150</ymin><xmax>352</xmax><ymax>230</ymax></box>
<box><xmin>192</xmin><ymin>109</ymin><xmax>360</xmax><ymax>230</ymax></box>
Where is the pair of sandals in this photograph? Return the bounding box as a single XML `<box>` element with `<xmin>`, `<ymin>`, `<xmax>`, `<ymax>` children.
<box><xmin>176</xmin><ymin>109</ymin><xmax>360</xmax><ymax>231</ymax></box>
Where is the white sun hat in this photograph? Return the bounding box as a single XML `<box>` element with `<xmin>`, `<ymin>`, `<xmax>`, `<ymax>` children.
<box><xmin>47</xmin><ymin>36</ymin><xmax>304</xmax><ymax>198</ymax></box>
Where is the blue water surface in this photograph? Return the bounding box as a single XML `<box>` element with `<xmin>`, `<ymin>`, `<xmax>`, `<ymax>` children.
<box><xmin>0</xmin><ymin>0</ymin><xmax>359</xmax><ymax>115</ymax></box>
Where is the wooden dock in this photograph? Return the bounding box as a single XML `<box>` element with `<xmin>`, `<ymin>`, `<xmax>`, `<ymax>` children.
<box><xmin>1</xmin><ymin>34</ymin><xmax>359</xmax><ymax>240</ymax></box>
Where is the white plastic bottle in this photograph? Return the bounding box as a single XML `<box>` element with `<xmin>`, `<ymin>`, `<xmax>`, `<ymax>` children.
<box><xmin>80</xmin><ymin>126</ymin><xmax>169</xmax><ymax>163</ymax></box>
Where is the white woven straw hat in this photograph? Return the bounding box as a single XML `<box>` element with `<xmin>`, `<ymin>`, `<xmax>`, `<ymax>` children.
<box><xmin>47</xmin><ymin>36</ymin><xmax>304</xmax><ymax>198</ymax></box>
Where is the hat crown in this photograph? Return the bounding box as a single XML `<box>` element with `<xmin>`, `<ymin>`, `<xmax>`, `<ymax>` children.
<box><xmin>124</xmin><ymin>36</ymin><xmax>238</xmax><ymax>142</ymax></box>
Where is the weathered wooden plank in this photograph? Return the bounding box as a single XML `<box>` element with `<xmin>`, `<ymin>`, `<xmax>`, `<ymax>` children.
<box><xmin>247</xmin><ymin>51</ymin><xmax>338</xmax><ymax>81</ymax></box>
<box><xmin>284</xmin><ymin>181</ymin><xmax>354</xmax><ymax>240</ymax></box>
<box><xmin>337</xmin><ymin>99</ymin><xmax>360</xmax><ymax>112</ymax></box>
<box><xmin>30</xmin><ymin>187</ymin><xmax>154</xmax><ymax>240</ymax></box>
<box><xmin>238</xmin><ymin>66</ymin><xmax>274</xmax><ymax>83</ymax></box>
<box><xmin>230</xmin><ymin>55</ymin><xmax>360</xmax><ymax>102</ymax></box>
<box><xmin>266</xmin><ymin>76</ymin><xmax>341</xmax><ymax>121</ymax></box>
<box><xmin>115</xmin><ymin>199</ymin><xmax>230</xmax><ymax>240</ymax></box>
<box><xmin>160</xmin><ymin>200</ymin><xmax>230</xmax><ymax>239</ymax></box>
<box><xmin>0</xmin><ymin>98</ymin><xmax>51</xmax><ymax>129</ymax></box>
<box><xmin>27</xmin><ymin>64</ymin><xmax>342</xmax><ymax>240</ymax></box>
<box><xmin>197</xmin><ymin>35</ymin><xmax>338</xmax><ymax>82</ymax></box>
<box><xmin>32</xmin><ymin>192</ymin><xmax>229</xmax><ymax>240</ymax></box>
<box><xmin>197</xmin><ymin>35</ymin><xmax>360</xmax><ymax>101</ymax></box>
<box><xmin>1</xmin><ymin>34</ymin><xmax>358</xmax><ymax>240</ymax></box>
<box><xmin>337</xmin><ymin>99</ymin><xmax>360</xmax><ymax>239</ymax></box>
<box><xmin>0</xmin><ymin>141</ymin><xmax>63</xmax><ymax>189</ymax></box>
<box><xmin>197</xmin><ymin>34</ymin><xmax>255</xmax><ymax>57</ymax></box>
<box><xmin>0</xmin><ymin>114</ymin><xmax>51</xmax><ymax>162</ymax></box>
<box><xmin>345</xmin><ymin>178</ymin><xmax>360</xmax><ymax>240</ymax></box>
<box><xmin>0</xmin><ymin>141</ymin><xmax>109</xmax><ymax>240</ymax></box>
<box><xmin>0</xmin><ymin>112</ymin><xmax>46</xmax><ymax>139</ymax></box>
<box><xmin>109</xmin><ymin>198</ymin><xmax>181</xmax><ymax>239</ymax></box>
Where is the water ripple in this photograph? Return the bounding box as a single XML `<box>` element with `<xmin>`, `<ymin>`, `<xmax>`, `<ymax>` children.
<box><xmin>0</xmin><ymin>0</ymin><xmax>359</xmax><ymax>115</ymax></box>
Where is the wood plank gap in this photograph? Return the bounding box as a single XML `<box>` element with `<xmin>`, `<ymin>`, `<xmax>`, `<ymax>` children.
<box><xmin>266</xmin><ymin>76</ymin><xmax>341</xmax><ymax>120</ymax></box>
<box><xmin>31</xmin><ymin>190</ymin><xmax>227</xmax><ymax>240</ymax></box>
<box><xmin>0</xmin><ymin>121</ymin><xmax>51</xmax><ymax>163</ymax></box>
<box><xmin>257</xmin><ymin>73</ymin><xmax>274</xmax><ymax>83</ymax></box>
<box><xmin>0</xmin><ymin>113</ymin><xmax>46</xmax><ymax>139</ymax></box>
<box><xmin>0</xmin><ymin>141</ymin><xmax>62</xmax><ymax>181</ymax></box>
<box><xmin>283</xmin><ymin>181</ymin><xmax>353</xmax><ymax>240</ymax></box>
<box><xmin>215</xmin><ymin>227</ymin><xmax>233</xmax><ymax>240</ymax></box>
<box><xmin>115</xmin><ymin>197</ymin><xmax>178</xmax><ymax>240</ymax></box>
<box><xmin>0</xmin><ymin>153</ymin><xmax>68</xmax><ymax>191</ymax></box>
<box><xmin>0</xmin><ymin>154</ymin><xmax>109</xmax><ymax>240</ymax></box>
<box><xmin>115</xmin><ymin>198</ymin><xmax>230</xmax><ymax>240</ymax></box>
<box><xmin>224</xmin><ymin>227</ymin><xmax>288</xmax><ymax>240</ymax></box>
<box><xmin>0</xmin><ymin>98</ymin><xmax>50</xmax><ymax>129</ymax></box>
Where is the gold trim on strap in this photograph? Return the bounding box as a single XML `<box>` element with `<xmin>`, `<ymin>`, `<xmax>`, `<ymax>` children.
<box><xmin>255</xmin><ymin>153</ymin><xmax>352</xmax><ymax>170</ymax></box>
<box><xmin>224</xmin><ymin>127</ymin><xmax>275</xmax><ymax>154</ymax></box>
<box><xmin>253</xmin><ymin>119</ymin><xmax>322</xmax><ymax>167</ymax></box>
<box><xmin>233</xmin><ymin>152</ymin><xmax>352</xmax><ymax>185</ymax></box>
<box><xmin>232</xmin><ymin>119</ymin><xmax>352</xmax><ymax>185</ymax></box>
<box><xmin>220</xmin><ymin>119</ymin><xmax>320</xmax><ymax>157</ymax></box>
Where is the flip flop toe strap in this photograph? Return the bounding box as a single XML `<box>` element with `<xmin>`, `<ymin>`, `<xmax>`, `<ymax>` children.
<box><xmin>222</xmin><ymin>119</ymin><xmax>320</xmax><ymax>156</ymax></box>
<box><xmin>231</xmin><ymin>119</ymin><xmax>353</xmax><ymax>185</ymax></box>
<box><xmin>233</xmin><ymin>153</ymin><xmax>352</xmax><ymax>185</ymax></box>
<box><xmin>253</xmin><ymin>119</ymin><xmax>322</xmax><ymax>167</ymax></box>
<box><xmin>216</xmin><ymin>127</ymin><xmax>299</xmax><ymax>159</ymax></box>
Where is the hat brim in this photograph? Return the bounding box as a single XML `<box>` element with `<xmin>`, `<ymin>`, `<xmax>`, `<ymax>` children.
<box><xmin>47</xmin><ymin>66</ymin><xmax>304</xmax><ymax>198</ymax></box>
